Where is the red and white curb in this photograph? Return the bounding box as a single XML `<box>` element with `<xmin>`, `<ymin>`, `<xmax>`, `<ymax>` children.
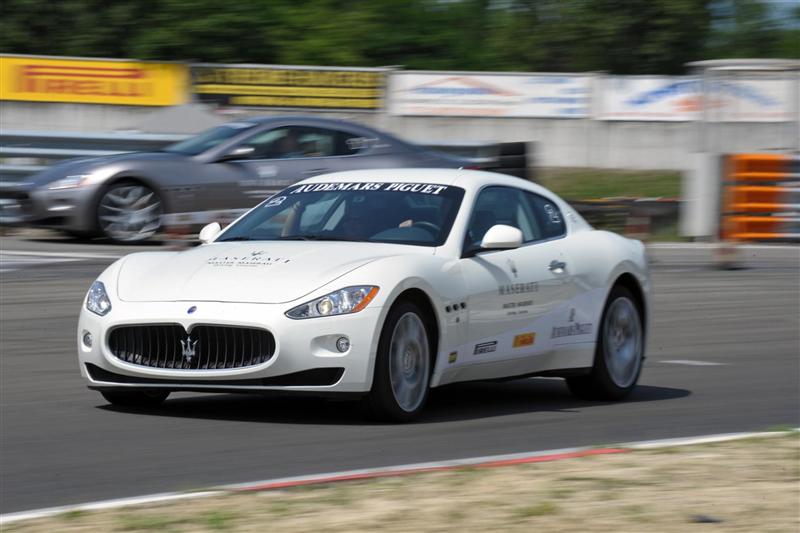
<box><xmin>2</xmin><ymin>429</ymin><xmax>797</xmax><ymax>525</ymax></box>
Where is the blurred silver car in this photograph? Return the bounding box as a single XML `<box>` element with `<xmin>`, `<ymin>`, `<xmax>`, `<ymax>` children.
<box><xmin>1</xmin><ymin>117</ymin><xmax>472</xmax><ymax>242</ymax></box>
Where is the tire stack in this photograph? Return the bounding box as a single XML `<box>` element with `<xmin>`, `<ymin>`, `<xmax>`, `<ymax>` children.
<box><xmin>492</xmin><ymin>141</ymin><xmax>530</xmax><ymax>181</ymax></box>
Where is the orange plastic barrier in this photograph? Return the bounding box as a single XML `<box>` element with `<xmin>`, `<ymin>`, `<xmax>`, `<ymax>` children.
<box><xmin>721</xmin><ymin>154</ymin><xmax>800</xmax><ymax>242</ymax></box>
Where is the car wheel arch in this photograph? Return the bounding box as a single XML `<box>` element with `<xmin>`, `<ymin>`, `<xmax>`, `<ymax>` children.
<box><xmin>609</xmin><ymin>272</ymin><xmax>647</xmax><ymax>336</ymax></box>
<box><xmin>386</xmin><ymin>288</ymin><xmax>441</xmax><ymax>370</ymax></box>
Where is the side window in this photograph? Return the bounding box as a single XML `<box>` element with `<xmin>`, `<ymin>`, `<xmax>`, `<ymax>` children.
<box><xmin>465</xmin><ymin>186</ymin><xmax>543</xmax><ymax>248</ymax></box>
<box><xmin>337</xmin><ymin>131</ymin><xmax>376</xmax><ymax>156</ymax></box>
<box><xmin>238</xmin><ymin>127</ymin><xmax>338</xmax><ymax>159</ymax></box>
<box><xmin>294</xmin><ymin>127</ymin><xmax>336</xmax><ymax>158</ymax></box>
<box><xmin>524</xmin><ymin>192</ymin><xmax>566</xmax><ymax>240</ymax></box>
<box><xmin>241</xmin><ymin>128</ymin><xmax>286</xmax><ymax>159</ymax></box>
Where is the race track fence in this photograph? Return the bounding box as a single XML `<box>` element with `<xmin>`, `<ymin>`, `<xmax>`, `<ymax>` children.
<box><xmin>720</xmin><ymin>154</ymin><xmax>800</xmax><ymax>242</ymax></box>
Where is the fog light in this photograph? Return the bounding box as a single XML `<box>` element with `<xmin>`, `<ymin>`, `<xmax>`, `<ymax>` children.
<box><xmin>336</xmin><ymin>336</ymin><xmax>350</xmax><ymax>353</ymax></box>
<box><xmin>82</xmin><ymin>331</ymin><xmax>93</xmax><ymax>348</ymax></box>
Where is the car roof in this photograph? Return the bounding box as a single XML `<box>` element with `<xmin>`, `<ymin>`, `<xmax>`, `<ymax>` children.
<box><xmin>299</xmin><ymin>168</ymin><xmax>557</xmax><ymax>197</ymax></box>
<box><xmin>233</xmin><ymin>116</ymin><xmax>417</xmax><ymax>149</ymax></box>
<box><xmin>238</xmin><ymin>115</ymin><xmax>374</xmax><ymax>129</ymax></box>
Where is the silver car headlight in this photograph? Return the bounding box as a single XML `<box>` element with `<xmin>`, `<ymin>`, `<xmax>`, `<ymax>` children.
<box><xmin>286</xmin><ymin>286</ymin><xmax>379</xmax><ymax>319</ymax></box>
<box><xmin>86</xmin><ymin>281</ymin><xmax>112</xmax><ymax>316</ymax></box>
<box><xmin>48</xmin><ymin>174</ymin><xmax>90</xmax><ymax>190</ymax></box>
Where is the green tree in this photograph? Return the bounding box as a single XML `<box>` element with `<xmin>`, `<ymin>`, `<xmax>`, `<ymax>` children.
<box><xmin>705</xmin><ymin>0</ymin><xmax>799</xmax><ymax>59</ymax></box>
<box><xmin>4</xmin><ymin>0</ymin><xmax>795</xmax><ymax>73</ymax></box>
<box><xmin>479</xmin><ymin>0</ymin><xmax>712</xmax><ymax>74</ymax></box>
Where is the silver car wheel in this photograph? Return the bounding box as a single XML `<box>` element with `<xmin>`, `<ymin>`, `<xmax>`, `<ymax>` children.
<box><xmin>98</xmin><ymin>184</ymin><xmax>162</xmax><ymax>242</ymax></box>
<box><xmin>603</xmin><ymin>296</ymin><xmax>643</xmax><ymax>388</ymax></box>
<box><xmin>388</xmin><ymin>312</ymin><xmax>430</xmax><ymax>413</ymax></box>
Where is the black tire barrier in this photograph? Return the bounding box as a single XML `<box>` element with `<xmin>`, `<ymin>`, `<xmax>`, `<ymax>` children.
<box><xmin>497</xmin><ymin>154</ymin><xmax>528</xmax><ymax>169</ymax></box>
<box><xmin>498</xmin><ymin>141</ymin><xmax>527</xmax><ymax>157</ymax></box>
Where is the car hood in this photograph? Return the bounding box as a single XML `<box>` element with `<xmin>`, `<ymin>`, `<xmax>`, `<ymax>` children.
<box><xmin>23</xmin><ymin>151</ymin><xmax>187</xmax><ymax>188</ymax></box>
<box><xmin>117</xmin><ymin>241</ymin><xmax>431</xmax><ymax>304</ymax></box>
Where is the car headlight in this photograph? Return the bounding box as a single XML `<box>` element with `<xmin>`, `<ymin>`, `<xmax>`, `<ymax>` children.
<box><xmin>86</xmin><ymin>281</ymin><xmax>112</xmax><ymax>316</ymax></box>
<box><xmin>286</xmin><ymin>286</ymin><xmax>378</xmax><ymax>319</ymax></box>
<box><xmin>48</xmin><ymin>175</ymin><xmax>90</xmax><ymax>190</ymax></box>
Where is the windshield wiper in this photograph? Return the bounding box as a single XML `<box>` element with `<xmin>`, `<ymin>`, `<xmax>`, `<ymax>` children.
<box><xmin>278</xmin><ymin>234</ymin><xmax>355</xmax><ymax>242</ymax></box>
<box><xmin>217</xmin><ymin>236</ymin><xmax>255</xmax><ymax>242</ymax></box>
<box><xmin>221</xmin><ymin>235</ymin><xmax>355</xmax><ymax>242</ymax></box>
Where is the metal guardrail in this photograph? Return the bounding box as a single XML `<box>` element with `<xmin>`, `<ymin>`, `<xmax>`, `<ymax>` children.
<box><xmin>1</xmin><ymin>130</ymin><xmax>187</xmax><ymax>150</ymax></box>
<box><xmin>0</xmin><ymin>130</ymin><xmax>530</xmax><ymax>184</ymax></box>
<box><xmin>0</xmin><ymin>130</ymin><xmax>188</xmax><ymax>183</ymax></box>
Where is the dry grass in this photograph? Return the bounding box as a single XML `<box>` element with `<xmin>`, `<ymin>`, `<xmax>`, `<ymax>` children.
<box><xmin>6</xmin><ymin>434</ymin><xmax>798</xmax><ymax>533</ymax></box>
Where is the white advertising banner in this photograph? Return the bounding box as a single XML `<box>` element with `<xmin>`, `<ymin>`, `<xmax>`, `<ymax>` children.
<box><xmin>388</xmin><ymin>72</ymin><xmax>591</xmax><ymax>118</ymax></box>
<box><xmin>599</xmin><ymin>76</ymin><xmax>795</xmax><ymax>122</ymax></box>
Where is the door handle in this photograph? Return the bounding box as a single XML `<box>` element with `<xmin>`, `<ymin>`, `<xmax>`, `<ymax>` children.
<box><xmin>303</xmin><ymin>168</ymin><xmax>330</xmax><ymax>175</ymax></box>
<box><xmin>548</xmin><ymin>260</ymin><xmax>567</xmax><ymax>272</ymax></box>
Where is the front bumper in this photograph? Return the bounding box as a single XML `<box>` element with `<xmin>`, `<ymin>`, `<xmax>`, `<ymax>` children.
<box><xmin>77</xmin><ymin>301</ymin><xmax>384</xmax><ymax>394</ymax></box>
<box><xmin>0</xmin><ymin>185</ymin><xmax>96</xmax><ymax>231</ymax></box>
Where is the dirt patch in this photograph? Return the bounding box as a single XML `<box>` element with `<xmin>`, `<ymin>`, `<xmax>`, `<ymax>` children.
<box><xmin>6</xmin><ymin>434</ymin><xmax>799</xmax><ymax>532</ymax></box>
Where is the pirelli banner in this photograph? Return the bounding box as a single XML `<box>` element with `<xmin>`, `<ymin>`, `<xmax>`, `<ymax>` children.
<box><xmin>0</xmin><ymin>54</ymin><xmax>188</xmax><ymax>106</ymax></box>
<box><xmin>191</xmin><ymin>64</ymin><xmax>386</xmax><ymax>110</ymax></box>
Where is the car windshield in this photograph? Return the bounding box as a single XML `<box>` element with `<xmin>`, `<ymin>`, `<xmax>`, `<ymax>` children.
<box><xmin>218</xmin><ymin>182</ymin><xmax>465</xmax><ymax>247</ymax></box>
<box><xmin>163</xmin><ymin>123</ymin><xmax>257</xmax><ymax>155</ymax></box>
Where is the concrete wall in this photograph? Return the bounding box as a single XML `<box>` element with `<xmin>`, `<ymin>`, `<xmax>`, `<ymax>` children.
<box><xmin>1</xmin><ymin>101</ymin><xmax>793</xmax><ymax>170</ymax></box>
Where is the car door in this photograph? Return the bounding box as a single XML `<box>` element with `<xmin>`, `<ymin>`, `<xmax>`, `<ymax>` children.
<box><xmin>202</xmin><ymin>126</ymin><xmax>345</xmax><ymax>209</ymax></box>
<box><xmin>528</xmin><ymin>193</ymin><xmax>598</xmax><ymax>347</ymax></box>
<box><xmin>459</xmin><ymin>186</ymin><xmax>570</xmax><ymax>365</ymax></box>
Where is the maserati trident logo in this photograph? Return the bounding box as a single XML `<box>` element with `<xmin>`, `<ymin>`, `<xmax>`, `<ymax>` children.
<box><xmin>180</xmin><ymin>336</ymin><xmax>198</xmax><ymax>363</ymax></box>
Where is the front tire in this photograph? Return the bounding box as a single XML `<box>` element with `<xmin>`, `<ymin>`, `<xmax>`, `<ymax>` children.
<box><xmin>100</xmin><ymin>390</ymin><xmax>169</xmax><ymax>408</ymax></box>
<box><xmin>97</xmin><ymin>182</ymin><xmax>163</xmax><ymax>243</ymax></box>
<box><xmin>566</xmin><ymin>286</ymin><xmax>644</xmax><ymax>400</ymax></box>
<box><xmin>365</xmin><ymin>301</ymin><xmax>433</xmax><ymax>422</ymax></box>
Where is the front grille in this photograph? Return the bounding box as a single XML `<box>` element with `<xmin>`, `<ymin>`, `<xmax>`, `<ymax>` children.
<box><xmin>108</xmin><ymin>324</ymin><xmax>275</xmax><ymax>370</ymax></box>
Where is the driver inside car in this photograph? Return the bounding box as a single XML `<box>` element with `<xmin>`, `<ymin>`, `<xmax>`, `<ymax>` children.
<box><xmin>337</xmin><ymin>207</ymin><xmax>377</xmax><ymax>240</ymax></box>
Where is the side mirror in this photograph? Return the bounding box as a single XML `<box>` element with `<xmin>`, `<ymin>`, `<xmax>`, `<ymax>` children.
<box><xmin>199</xmin><ymin>222</ymin><xmax>222</xmax><ymax>244</ymax></box>
<box><xmin>218</xmin><ymin>145</ymin><xmax>255</xmax><ymax>162</ymax></box>
<box><xmin>481</xmin><ymin>224</ymin><xmax>523</xmax><ymax>250</ymax></box>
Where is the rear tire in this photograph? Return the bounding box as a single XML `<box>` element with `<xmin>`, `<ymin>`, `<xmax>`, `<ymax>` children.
<box><xmin>100</xmin><ymin>390</ymin><xmax>169</xmax><ymax>408</ymax></box>
<box><xmin>364</xmin><ymin>301</ymin><xmax>433</xmax><ymax>422</ymax></box>
<box><xmin>566</xmin><ymin>286</ymin><xmax>644</xmax><ymax>400</ymax></box>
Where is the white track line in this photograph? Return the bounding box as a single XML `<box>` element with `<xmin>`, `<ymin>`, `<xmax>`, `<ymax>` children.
<box><xmin>623</xmin><ymin>430</ymin><xmax>793</xmax><ymax>449</ymax></box>
<box><xmin>0</xmin><ymin>492</ymin><xmax>222</xmax><ymax>525</ymax></box>
<box><xmin>0</xmin><ymin>250</ymin><xmax>124</xmax><ymax>260</ymax></box>
<box><xmin>0</xmin><ymin>255</ymin><xmax>81</xmax><ymax>273</ymax></box>
<box><xmin>0</xmin><ymin>250</ymin><xmax>124</xmax><ymax>273</ymax></box>
<box><xmin>659</xmin><ymin>359</ymin><xmax>725</xmax><ymax>366</ymax></box>
<box><xmin>1</xmin><ymin>428</ymin><xmax>797</xmax><ymax>526</ymax></box>
<box><xmin>647</xmin><ymin>243</ymin><xmax>800</xmax><ymax>251</ymax></box>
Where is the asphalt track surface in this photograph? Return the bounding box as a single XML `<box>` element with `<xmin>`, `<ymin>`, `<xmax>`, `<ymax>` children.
<box><xmin>1</xmin><ymin>235</ymin><xmax>798</xmax><ymax>514</ymax></box>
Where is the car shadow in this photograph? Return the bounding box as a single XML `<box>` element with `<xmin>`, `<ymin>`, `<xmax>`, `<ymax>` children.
<box><xmin>98</xmin><ymin>378</ymin><xmax>690</xmax><ymax>426</ymax></box>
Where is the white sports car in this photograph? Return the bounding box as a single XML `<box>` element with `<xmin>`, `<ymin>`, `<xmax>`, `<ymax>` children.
<box><xmin>78</xmin><ymin>169</ymin><xmax>650</xmax><ymax>421</ymax></box>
